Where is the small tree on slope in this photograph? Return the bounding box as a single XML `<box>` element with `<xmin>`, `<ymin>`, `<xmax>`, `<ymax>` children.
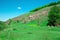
<box><xmin>47</xmin><ymin>5</ymin><xmax>60</xmax><ymax>26</ymax></box>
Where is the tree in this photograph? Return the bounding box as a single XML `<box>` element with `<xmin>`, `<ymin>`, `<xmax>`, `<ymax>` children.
<box><xmin>47</xmin><ymin>5</ymin><xmax>60</xmax><ymax>26</ymax></box>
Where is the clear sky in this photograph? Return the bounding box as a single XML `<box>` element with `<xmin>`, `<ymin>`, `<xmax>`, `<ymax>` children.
<box><xmin>0</xmin><ymin>0</ymin><xmax>58</xmax><ymax>21</ymax></box>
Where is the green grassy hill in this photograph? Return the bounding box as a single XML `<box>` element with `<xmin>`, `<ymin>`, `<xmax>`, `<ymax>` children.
<box><xmin>0</xmin><ymin>1</ymin><xmax>60</xmax><ymax>40</ymax></box>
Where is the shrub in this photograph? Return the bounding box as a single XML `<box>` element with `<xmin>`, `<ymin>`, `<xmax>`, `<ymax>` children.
<box><xmin>16</xmin><ymin>20</ymin><xmax>20</xmax><ymax>23</ymax></box>
<box><xmin>0</xmin><ymin>21</ymin><xmax>7</xmax><ymax>30</ymax></box>
<box><xmin>47</xmin><ymin>5</ymin><xmax>60</xmax><ymax>26</ymax></box>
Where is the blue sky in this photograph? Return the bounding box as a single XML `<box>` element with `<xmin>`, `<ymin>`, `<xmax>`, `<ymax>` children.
<box><xmin>0</xmin><ymin>0</ymin><xmax>58</xmax><ymax>21</ymax></box>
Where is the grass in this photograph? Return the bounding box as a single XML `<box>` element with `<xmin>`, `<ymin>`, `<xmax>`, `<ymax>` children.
<box><xmin>0</xmin><ymin>21</ymin><xmax>60</xmax><ymax>40</ymax></box>
<box><xmin>0</xmin><ymin>11</ymin><xmax>60</xmax><ymax>40</ymax></box>
<box><xmin>0</xmin><ymin>2</ymin><xmax>60</xmax><ymax>40</ymax></box>
<box><xmin>0</xmin><ymin>16</ymin><xmax>60</xmax><ymax>40</ymax></box>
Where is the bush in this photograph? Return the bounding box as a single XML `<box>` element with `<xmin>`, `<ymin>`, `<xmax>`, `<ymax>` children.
<box><xmin>16</xmin><ymin>20</ymin><xmax>20</xmax><ymax>23</ymax></box>
<box><xmin>47</xmin><ymin>5</ymin><xmax>60</xmax><ymax>26</ymax></box>
<box><xmin>0</xmin><ymin>21</ymin><xmax>7</xmax><ymax>30</ymax></box>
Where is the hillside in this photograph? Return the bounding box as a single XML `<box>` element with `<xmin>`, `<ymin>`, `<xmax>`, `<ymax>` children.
<box><xmin>0</xmin><ymin>2</ymin><xmax>60</xmax><ymax>40</ymax></box>
<box><xmin>6</xmin><ymin>2</ymin><xmax>60</xmax><ymax>26</ymax></box>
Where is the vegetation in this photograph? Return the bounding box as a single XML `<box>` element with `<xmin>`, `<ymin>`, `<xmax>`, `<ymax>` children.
<box><xmin>0</xmin><ymin>21</ymin><xmax>60</xmax><ymax>40</ymax></box>
<box><xmin>8</xmin><ymin>19</ymin><xmax>14</xmax><ymax>25</ymax></box>
<box><xmin>0</xmin><ymin>21</ymin><xmax>7</xmax><ymax>30</ymax></box>
<box><xmin>30</xmin><ymin>1</ymin><xmax>60</xmax><ymax>12</ymax></box>
<box><xmin>16</xmin><ymin>20</ymin><xmax>20</xmax><ymax>23</ymax></box>
<box><xmin>47</xmin><ymin>5</ymin><xmax>60</xmax><ymax>26</ymax></box>
<box><xmin>0</xmin><ymin>1</ymin><xmax>60</xmax><ymax>40</ymax></box>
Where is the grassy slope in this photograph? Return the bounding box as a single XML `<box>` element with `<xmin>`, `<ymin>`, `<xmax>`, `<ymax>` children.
<box><xmin>0</xmin><ymin>22</ymin><xmax>60</xmax><ymax>40</ymax></box>
<box><xmin>0</xmin><ymin>3</ymin><xmax>60</xmax><ymax>40</ymax></box>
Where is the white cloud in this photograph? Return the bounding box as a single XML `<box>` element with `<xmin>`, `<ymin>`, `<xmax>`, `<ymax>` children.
<box><xmin>17</xmin><ymin>7</ymin><xmax>21</xmax><ymax>10</ymax></box>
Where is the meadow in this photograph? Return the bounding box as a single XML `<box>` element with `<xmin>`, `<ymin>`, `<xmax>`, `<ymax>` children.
<box><xmin>0</xmin><ymin>1</ymin><xmax>60</xmax><ymax>40</ymax></box>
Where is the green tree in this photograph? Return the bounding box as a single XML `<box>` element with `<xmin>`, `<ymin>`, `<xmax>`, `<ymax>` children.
<box><xmin>47</xmin><ymin>5</ymin><xmax>60</xmax><ymax>26</ymax></box>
